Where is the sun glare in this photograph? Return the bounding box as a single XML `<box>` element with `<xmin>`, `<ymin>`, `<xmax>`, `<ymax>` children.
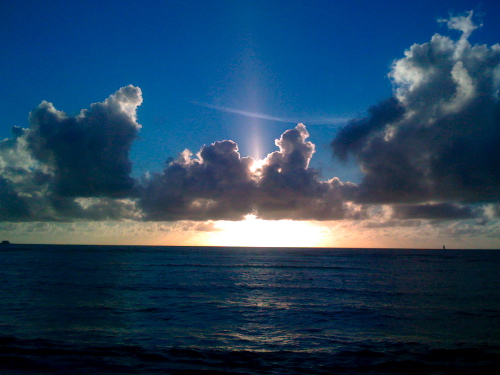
<box><xmin>208</xmin><ymin>215</ymin><xmax>325</xmax><ymax>247</ymax></box>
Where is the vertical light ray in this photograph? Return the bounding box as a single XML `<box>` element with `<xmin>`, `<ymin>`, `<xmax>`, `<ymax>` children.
<box><xmin>249</xmin><ymin>118</ymin><xmax>264</xmax><ymax>161</ymax></box>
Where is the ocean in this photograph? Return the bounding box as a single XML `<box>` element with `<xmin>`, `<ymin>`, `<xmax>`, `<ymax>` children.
<box><xmin>0</xmin><ymin>245</ymin><xmax>499</xmax><ymax>374</ymax></box>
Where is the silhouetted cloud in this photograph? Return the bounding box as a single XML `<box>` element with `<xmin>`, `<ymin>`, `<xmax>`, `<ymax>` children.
<box><xmin>332</xmin><ymin>11</ymin><xmax>500</xmax><ymax>204</ymax></box>
<box><xmin>140</xmin><ymin>124</ymin><xmax>356</xmax><ymax>221</ymax></box>
<box><xmin>27</xmin><ymin>85</ymin><xmax>142</xmax><ymax>197</ymax></box>
<box><xmin>0</xmin><ymin>177</ymin><xmax>31</xmax><ymax>221</ymax></box>
<box><xmin>140</xmin><ymin>140</ymin><xmax>256</xmax><ymax>221</ymax></box>
<box><xmin>253</xmin><ymin>124</ymin><xmax>354</xmax><ymax>220</ymax></box>
<box><xmin>332</xmin><ymin>97</ymin><xmax>405</xmax><ymax>162</ymax></box>
<box><xmin>392</xmin><ymin>203</ymin><xmax>480</xmax><ymax>220</ymax></box>
<box><xmin>0</xmin><ymin>86</ymin><xmax>143</xmax><ymax>221</ymax></box>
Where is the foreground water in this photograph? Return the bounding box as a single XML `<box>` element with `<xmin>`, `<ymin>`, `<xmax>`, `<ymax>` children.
<box><xmin>0</xmin><ymin>245</ymin><xmax>499</xmax><ymax>374</ymax></box>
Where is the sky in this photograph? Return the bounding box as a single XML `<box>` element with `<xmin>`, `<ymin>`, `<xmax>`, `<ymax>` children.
<box><xmin>1</xmin><ymin>0</ymin><xmax>500</xmax><ymax>248</ymax></box>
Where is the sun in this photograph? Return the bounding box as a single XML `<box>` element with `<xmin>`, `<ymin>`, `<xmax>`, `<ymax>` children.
<box><xmin>208</xmin><ymin>214</ymin><xmax>326</xmax><ymax>247</ymax></box>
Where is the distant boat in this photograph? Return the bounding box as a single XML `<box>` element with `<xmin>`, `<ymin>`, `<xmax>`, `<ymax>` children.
<box><xmin>443</xmin><ymin>245</ymin><xmax>446</xmax><ymax>250</ymax></box>
<box><xmin>1</xmin><ymin>240</ymin><xmax>10</xmax><ymax>245</ymax></box>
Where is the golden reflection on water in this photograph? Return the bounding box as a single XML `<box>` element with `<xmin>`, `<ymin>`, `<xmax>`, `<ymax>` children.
<box><xmin>220</xmin><ymin>258</ymin><xmax>309</xmax><ymax>348</ymax></box>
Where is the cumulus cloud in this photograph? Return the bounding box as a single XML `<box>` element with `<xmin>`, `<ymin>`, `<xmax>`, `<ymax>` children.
<box><xmin>140</xmin><ymin>124</ymin><xmax>355</xmax><ymax>221</ymax></box>
<box><xmin>140</xmin><ymin>139</ymin><xmax>256</xmax><ymax>221</ymax></box>
<box><xmin>0</xmin><ymin>86</ymin><xmax>142</xmax><ymax>221</ymax></box>
<box><xmin>27</xmin><ymin>85</ymin><xmax>142</xmax><ymax>197</ymax></box>
<box><xmin>331</xmin><ymin>11</ymin><xmax>500</xmax><ymax>204</ymax></box>
<box><xmin>253</xmin><ymin>124</ymin><xmax>355</xmax><ymax>220</ymax></box>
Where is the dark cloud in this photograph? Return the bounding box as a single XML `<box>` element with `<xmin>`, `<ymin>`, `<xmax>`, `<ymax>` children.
<box><xmin>27</xmin><ymin>85</ymin><xmax>142</xmax><ymax>198</ymax></box>
<box><xmin>0</xmin><ymin>177</ymin><xmax>31</xmax><ymax>221</ymax></box>
<box><xmin>140</xmin><ymin>140</ymin><xmax>256</xmax><ymax>221</ymax></box>
<box><xmin>139</xmin><ymin>124</ymin><xmax>354</xmax><ymax>221</ymax></box>
<box><xmin>0</xmin><ymin>86</ymin><xmax>142</xmax><ymax>221</ymax></box>
<box><xmin>392</xmin><ymin>203</ymin><xmax>480</xmax><ymax>220</ymax></box>
<box><xmin>48</xmin><ymin>196</ymin><xmax>142</xmax><ymax>221</ymax></box>
<box><xmin>254</xmin><ymin>124</ymin><xmax>352</xmax><ymax>220</ymax></box>
<box><xmin>331</xmin><ymin>11</ymin><xmax>500</xmax><ymax>205</ymax></box>
<box><xmin>332</xmin><ymin>97</ymin><xmax>405</xmax><ymax>162</ymax></box>
<box><xmin>360</xmin><ymin>219</ymin><xmax>423</xmax><ymax>229</ymax></box>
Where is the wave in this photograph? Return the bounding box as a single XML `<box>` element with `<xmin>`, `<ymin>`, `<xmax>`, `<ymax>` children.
<box><xmin>1</xmin><ymin>335</ymin><xmax>499</xmax><ymax>374</ymax></box>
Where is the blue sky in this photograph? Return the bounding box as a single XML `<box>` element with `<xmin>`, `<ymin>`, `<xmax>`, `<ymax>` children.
<box><xmin>1</xmin><ymin>1</ymin><xmax>500</xmax><ymax>247</ymax></box>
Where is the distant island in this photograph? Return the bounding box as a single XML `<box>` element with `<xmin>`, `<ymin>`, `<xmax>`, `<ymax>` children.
<box><xmin>1</xmin><ymin>240</ymin><xmax>11</xmax><ymax>245</ymax></box>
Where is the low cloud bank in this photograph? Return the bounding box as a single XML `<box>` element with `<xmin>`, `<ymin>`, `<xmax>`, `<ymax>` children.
<box><xmin>1</xmin><ymin>12</ymin><xmax>498</xmax><ymax>226</ymax></box>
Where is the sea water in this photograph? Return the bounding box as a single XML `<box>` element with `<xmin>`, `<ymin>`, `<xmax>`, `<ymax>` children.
<box><xmin>0</xmin><ymin>245</ymin><xmax>499</xmax><ymax>374</ymax></box>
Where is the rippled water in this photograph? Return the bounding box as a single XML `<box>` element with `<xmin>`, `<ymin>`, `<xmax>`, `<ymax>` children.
<box><xmin>1</xmin><ymin>245</ymin><xmax>499</xmax><ymax>373</ymax></box>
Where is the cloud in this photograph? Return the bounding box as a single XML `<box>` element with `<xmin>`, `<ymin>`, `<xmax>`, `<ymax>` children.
<box><xmin>140</xmin><ymin>139</ymin><xmax>256</xmax><ymax>221</ymax></box>
<box><xmin>331</xmin><ymin>11</ymin><xmax>500</xmax><ymax>204</ymax></box>
<box><xmin>438</xmin><ymin>10</ymin><xmax>480</xmax><ymax>40</ymax></box>
<box><xmin>0</xmin><ymin>176</ymin><xmax>31</xmax><ymax>221</ymax></box>
<box><xmin>27</xmin><ymin>85</ymin><xmax>142</xmax><ymax>198</ymax></box>
<box><xmin>139</xmin><ymin>123</ymin><xmax>355</xmax><ymax>221</ymax></box>
<box><xmin>193</xmin><ymin>102</ymin><xmax>350</xmax><ymax>125</ymax></box>
<box><xmin>253</xmin><ymin>124</ymin><xmax>354</xmax><ymax>220</ymax></box>
<box><xmin>392</xmin><ymin>203</ymin><xmax>480</xmax><ymax>220</ymax></box>
<box><xmin>0</xmin><ymin>86</ymin><xmax>142</xmax><ymax>221</ymax></box>
<box><xmin>331</xmin><ymin>97</ymin><xmax>405</xmax><ymax>162</ymax></box>
<box><xmin>192</xmin><ymin>102</ymin><xmax>296</xmax><ymax>123</ymax></box>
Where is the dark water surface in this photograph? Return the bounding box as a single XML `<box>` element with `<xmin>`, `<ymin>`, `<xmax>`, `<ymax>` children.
<box><xmin>1</xmin><ymin>245</ymin><xmax>499</xmax><ymax>373</ymax></box>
